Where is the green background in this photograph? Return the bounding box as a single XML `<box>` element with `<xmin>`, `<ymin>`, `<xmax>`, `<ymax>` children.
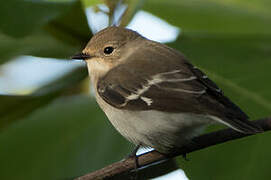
<box><xmin>0</xmin><ymin>0</ymin><xmax>270</xmax><ymax>179</ymax></box>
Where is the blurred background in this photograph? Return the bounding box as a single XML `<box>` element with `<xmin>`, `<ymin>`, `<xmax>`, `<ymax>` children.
<box><xmin>0</xmin><ymin>0</ymin><xmax>271</xmax><ymax>179</ymax></box>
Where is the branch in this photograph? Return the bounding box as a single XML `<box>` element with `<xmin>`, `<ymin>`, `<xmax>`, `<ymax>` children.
<box><xmin>75</xmin><ymin>117</ymin><xmax>271</xmax><ymax>180</ymax></box>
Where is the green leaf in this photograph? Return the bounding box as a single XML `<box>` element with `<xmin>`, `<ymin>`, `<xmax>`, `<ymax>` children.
<box><xmin>0</xmin><ymin>0</ymin><xmax>67</xmax><ymax>38</ymax></box>
<box><xmin>81</xmin><ymin>0</ymin><xmax>101</xmax><ymax>7</ymax></box>
<box><xmin>0</xmin><ymin>67</ymin><xmax>88</xmax><ymax>129</ymax></box>
<box><xmin>0</xmin><ymin>0</ymin><xmax>88</xmax><ymax>38</ymax></box>
<box><xmin>0</xmin><ymin>96</ymin><xmax>131</xmax><ymax>180</ymax></box>
<box><xmin>167</xmin><ymin>33</ymin><xmax>271</xmax><ymax>180</ymax></box>
<box><xmin>0</xmin><ymin>0</ymin><xmax>91</xmax><ymax>65</ymax></box>
<box><xmin>143</xmin><ymin>0</ymin><xmax>271</xmax><ymax>35</ymax></box>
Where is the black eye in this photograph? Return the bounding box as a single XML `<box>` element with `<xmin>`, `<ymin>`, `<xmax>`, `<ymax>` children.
<box><xmin>104</xmin><ymin>46</ymin><xmax>114</xmax><ymax>54</ymax></box>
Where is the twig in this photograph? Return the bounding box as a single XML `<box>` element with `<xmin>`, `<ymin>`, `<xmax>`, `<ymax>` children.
<box><xmin>75</xmin><ymin>117</ymin><xmax>271</xmax><ymax>180</ymax></box>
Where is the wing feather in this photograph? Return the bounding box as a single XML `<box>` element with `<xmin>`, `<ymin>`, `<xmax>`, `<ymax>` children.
<box><xmin>97</xmin><ymin>42</ymin><xmax>262</xmax><ymax>133</ymax></box>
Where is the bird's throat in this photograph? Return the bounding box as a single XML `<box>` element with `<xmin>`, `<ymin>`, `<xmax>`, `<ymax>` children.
<box><xmin>86</xmin><ymin>59</ymin><xmax>112</xmax><ymax>84</ymax></box>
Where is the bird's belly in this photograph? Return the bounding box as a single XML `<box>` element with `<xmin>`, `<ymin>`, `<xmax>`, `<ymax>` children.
<box><xmin>96</xmin><ymin>96</ymin><xmax>212</xmax><ymax>153</ymax></box>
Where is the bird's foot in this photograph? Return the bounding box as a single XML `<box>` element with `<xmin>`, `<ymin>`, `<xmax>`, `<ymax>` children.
<box><xmin>127</xmin><ymin>145</ymin><xmax>140</xmax><ymax>169</ymax></box>
<box><xmin>126</xmin><ymin>145</ymin><xmax>141</xmax><ymax>180</ymax></box>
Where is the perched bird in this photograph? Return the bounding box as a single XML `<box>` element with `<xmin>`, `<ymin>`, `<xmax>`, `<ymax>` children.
<box><xmin>72</xmin><ymin>26</ymin><xmax>262</xmax><ymax>154</ymax></box>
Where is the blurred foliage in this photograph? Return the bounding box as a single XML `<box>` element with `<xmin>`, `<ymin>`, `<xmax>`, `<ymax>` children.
<box><xmin>156</xmin><ymin>1</ymin><xmax>271</xmax><ymax>179</ymax></box>
<box><xmin>0</xmin><ymin>67</ymin><xmax>87</xmax><ymax>129</ymax></box>
<box><xmin>119</xmin><ymin>0</ymin><xmax>144</xmax><ymax>27</ymax></box>
<box><xmin>169</xmin><ymin>33</ymin><xmax>271</xmax><ymax>180</ymax></box>
<box><xmin>0</xmin><ymin>96</ymin><xmax>130</xmax><ymax>180</ymax></box>
<box><xmin>144</xmin><ymin>0</ymin><xmax>271</xmax><ymax>35</ymax></box>
<box><xmin>0</xmin><ymin>0</ymin><xmax>91</xmax><ymax>65</ymax></box>
<box><xmin>82</xmin><ymin>0</ymin><xmax>143</xmax><ymax>26</ymax></box>
<box><xmin>0</xmin><ymin>0</ymin><xmax>271</xmax><ymax>179</ymax></box>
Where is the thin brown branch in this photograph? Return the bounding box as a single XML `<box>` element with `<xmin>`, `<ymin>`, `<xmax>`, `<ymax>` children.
<box><xmin>75</xmin><ymin>117</ymin><xmax>271</xmax><ymax>180</ymax></box>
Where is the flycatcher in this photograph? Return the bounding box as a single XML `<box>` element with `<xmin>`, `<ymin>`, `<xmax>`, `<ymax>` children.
<box><xmin>72</xmin><ymin>26</ymin><xmax>262</xmax><ymax>153</ymax></box>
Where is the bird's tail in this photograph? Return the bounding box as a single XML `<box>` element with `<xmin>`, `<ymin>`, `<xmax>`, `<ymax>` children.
<box><xmin>210</xmin><ymin>116</ymin><xmax>263</xmax><ymax>134</ymax></box>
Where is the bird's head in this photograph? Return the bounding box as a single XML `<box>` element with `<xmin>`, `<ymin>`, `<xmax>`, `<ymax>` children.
<box><xmin>72</xmin><ymin>26</ymin><xmax>142</xmax><ymax>76</ymax></box>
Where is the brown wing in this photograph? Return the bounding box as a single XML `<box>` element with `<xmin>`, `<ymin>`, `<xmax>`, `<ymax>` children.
<box><xmin>97</xmin><ymin>41</ymin><xmax>262</xmax><ymax>133</ymax></box>
<box><xmin>98</xmin><ymin>65</ymin><xmax>206</xmax><ymax>112</ymax></box>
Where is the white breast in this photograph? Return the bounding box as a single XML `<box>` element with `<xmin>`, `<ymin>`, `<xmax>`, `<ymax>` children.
<box><xmin>95</xmin><ymin>93</ymin><xmax>212</xmax><ymax>153</ymax></box>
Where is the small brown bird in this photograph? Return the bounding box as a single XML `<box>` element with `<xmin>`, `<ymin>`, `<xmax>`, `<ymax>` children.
<box><xmin>72</xmin><ymin>26</ymin><xmax>262</xmax><ymax>153</ymax></box>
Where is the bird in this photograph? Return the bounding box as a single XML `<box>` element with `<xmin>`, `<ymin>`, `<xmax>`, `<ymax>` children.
<box><xmin>72</xmin><ymin>26</ymin><xmax>262</xmax><ymax>154</ymax></box>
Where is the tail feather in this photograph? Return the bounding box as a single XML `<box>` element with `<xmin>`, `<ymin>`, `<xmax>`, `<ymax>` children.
<box><xmin>210</xmin><ymin>116</ymin><xmax>263</xmax><ymax>134</ymax></box>
<box><xmin>228</xmin><ymin>119</ymin><xmax>263</xmax><ymax>134</ymax></box>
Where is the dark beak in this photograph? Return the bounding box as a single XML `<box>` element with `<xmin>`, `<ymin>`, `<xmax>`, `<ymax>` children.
<box><xmin>71</xmin><ymin>52</ymin><xmax>92</xmax><ymax>60</ymax></box>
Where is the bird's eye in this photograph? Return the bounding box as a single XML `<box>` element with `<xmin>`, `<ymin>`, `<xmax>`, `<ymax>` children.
<box><xmin>104</xmin><ymin>46</ymin><xmax>114</xmax><ymax>55</ymax></box>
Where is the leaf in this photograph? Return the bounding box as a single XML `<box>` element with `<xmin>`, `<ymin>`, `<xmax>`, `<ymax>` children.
<box><xmin>179</xmin><ymin>134</ymin><xmax>271</xmax><ymax>180</ymax></box>
<box><xmin>0</xmin><ymin>96</ymin><xmax>131</xmax><ymax>180</ymax></box>
<box><xmin>81</xmin><ymin>0</ymin><xmax>100</xmax><ymax>7</ymax></box>
<box><xmin>0</xmin><ymin>0</ymin><xmax>89</xmax><ymax>38</ymax></box>
<box><xmin>44</xmin><ymin>0</ymin><xmax>91</xmax><ymax>46</ymax></box>
<box><xmin>0</xmin><ymin>67</ymin><xmax>88</xmax><ymax>129</ymax></box>
<box><xmin>0</xmin><ymin>0</ymin><xmax>67</xmax><ymax>38</ymax></box>
<box><xmin>143</xmin><ymin>0</ymin><xmax>271</xmax><ymax>35</ymax></box>
<box><xmin>0</xmin><ymin>0</ymin><xmax>91</xmax><ymax>65</ymax></box>
<box><xmin>167</xmin><ymin>33</ymin><xmax>271</xmax><ymax>180</ymax></box>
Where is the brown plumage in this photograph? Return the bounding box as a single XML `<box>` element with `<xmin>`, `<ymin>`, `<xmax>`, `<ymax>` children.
<box><xmin>73</xmin><ymin>26</ymin><xmax>262</xmax><ymax>153</ymax></box>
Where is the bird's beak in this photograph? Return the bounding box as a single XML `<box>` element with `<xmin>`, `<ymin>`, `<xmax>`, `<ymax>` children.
<box><xmin>71</xmin><ymin>52</ymin><xmax>92</xmax><ymax>61</ymax></box>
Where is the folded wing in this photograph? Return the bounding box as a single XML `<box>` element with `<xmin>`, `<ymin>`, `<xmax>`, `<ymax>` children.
<box><xmin>97</xmin><ymin>42</ymin><xmax>262</xmax><ymax>134</ymax></box>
